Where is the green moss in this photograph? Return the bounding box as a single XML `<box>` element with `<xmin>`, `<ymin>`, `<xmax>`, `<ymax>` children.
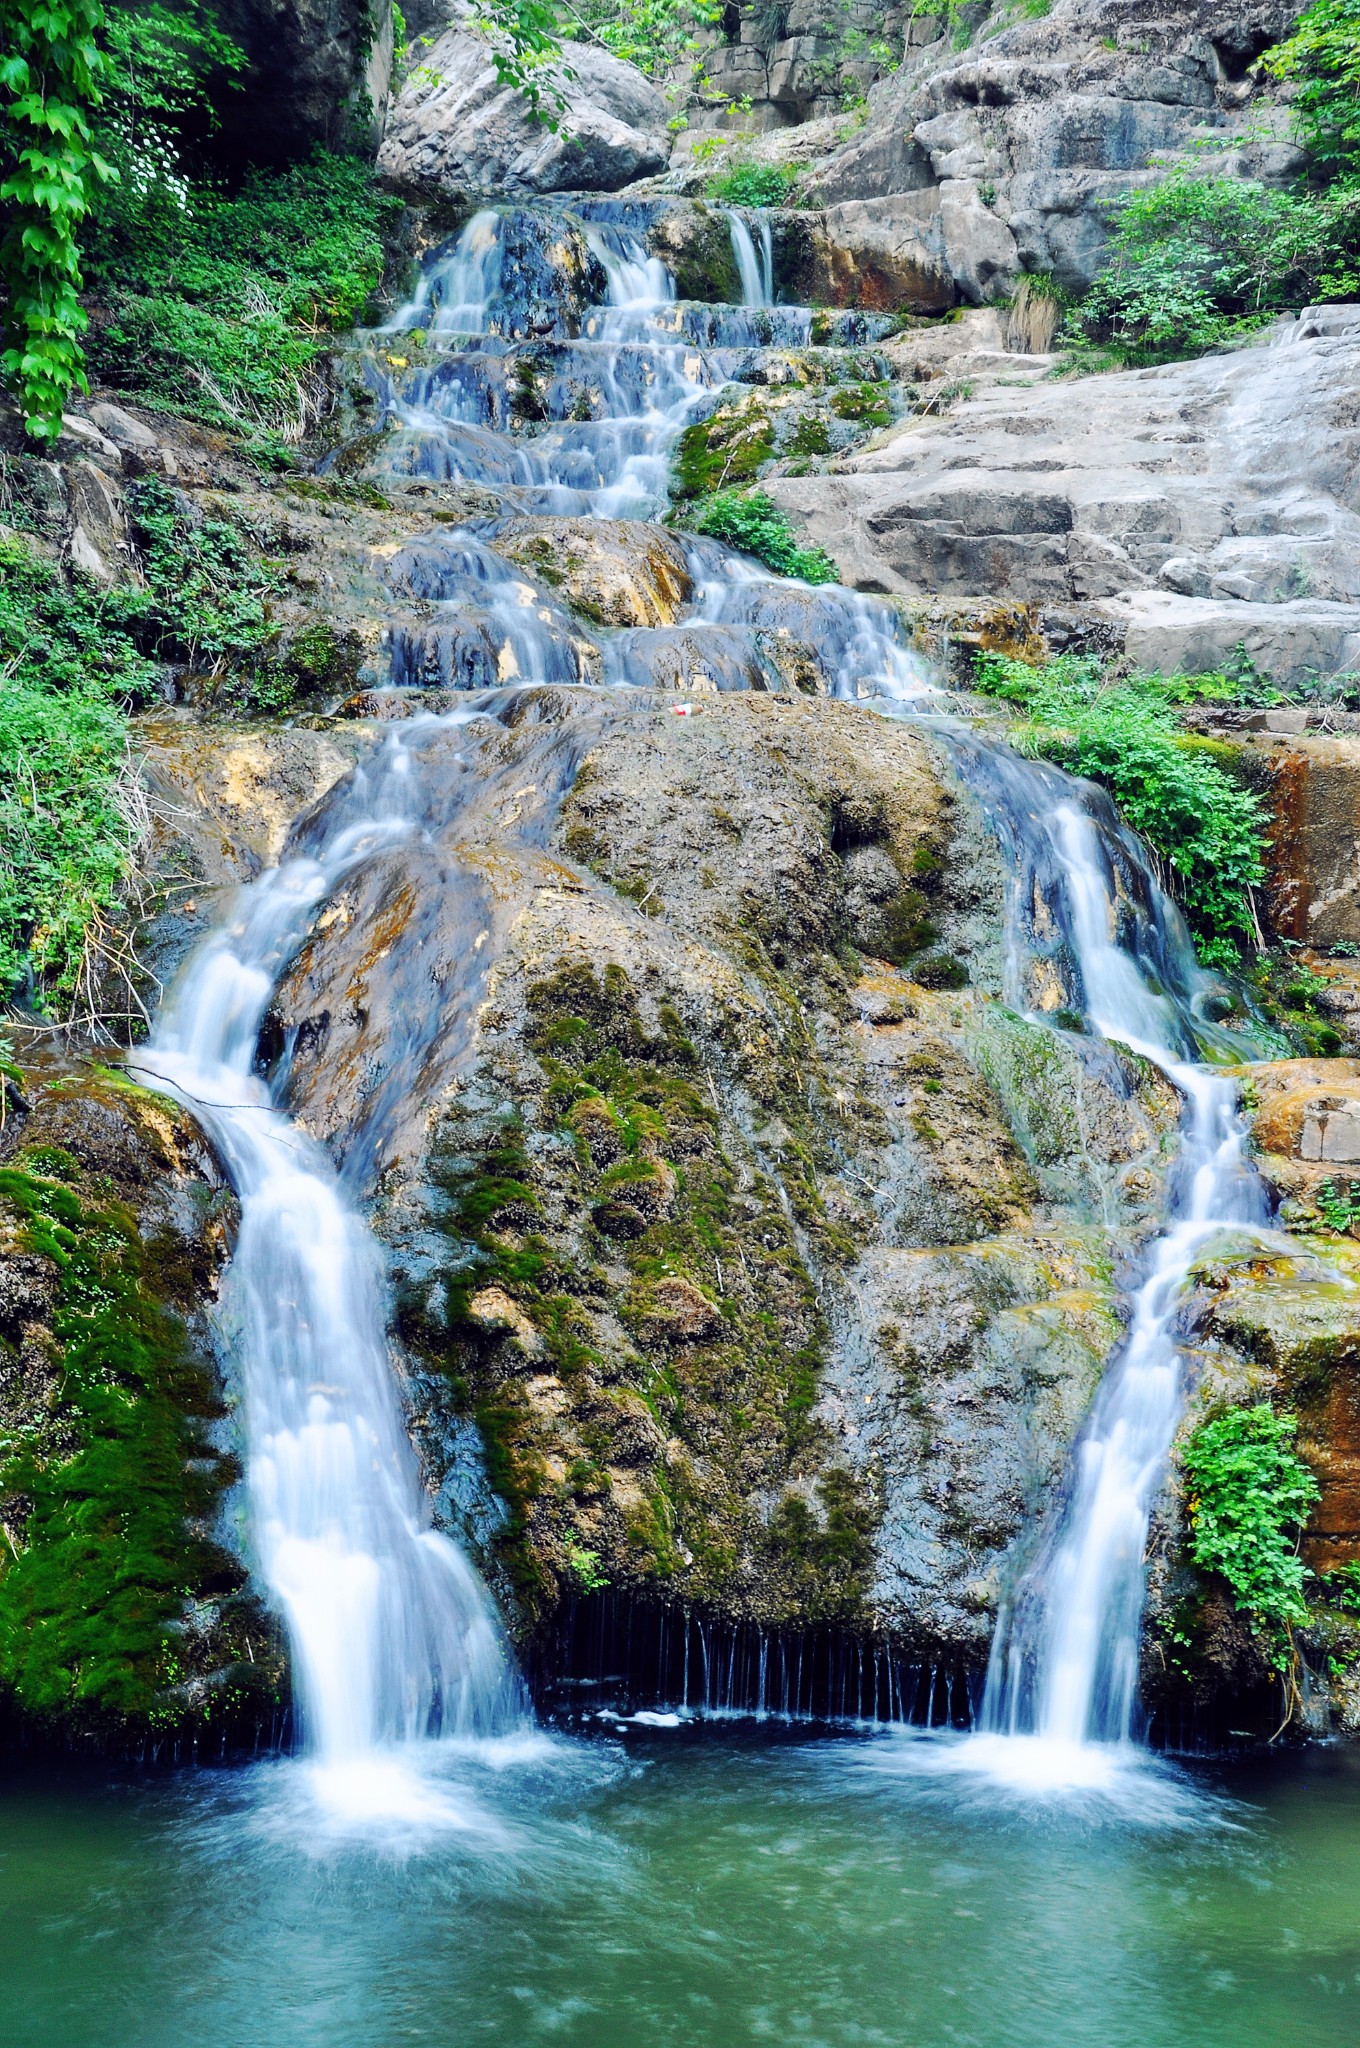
<box><xmin>0</xmin><ymin>1166</ymin><xmax>243</xmax><ymax>1729</ymax></box>
<box><xmin>788</xmin><ymin>415</ymin><xmax>833</xmax><ymax>458</ymax></box>
<box><xmin>764</xmin><ymin>1469</ymin><xmax>877</xmax><ymax>1621</ymax></box>
<box><xmin>472</xmin><ymin>1386</ymin><xmax>550</xmax><ymax>1600</ymax></box>
<box><xmin>673</xmin><ymin>406</ymin><xmax>775</xmax><ymax>500</ymax></box>
<box><xmin>829</xmin><ymin>381</ymin><xmax>892</xmax><ymax>426</ymax></box>
<box><xmin>874</xmin><ymin>886</ymin><xmax>939</xmax><ymax>965</ymax></box>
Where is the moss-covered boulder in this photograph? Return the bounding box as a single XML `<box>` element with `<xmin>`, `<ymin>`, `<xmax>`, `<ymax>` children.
<box><xmin>0</xmin><ymin>1060</ymin><xmax>283</xmax><ymax>1748</ymax></box>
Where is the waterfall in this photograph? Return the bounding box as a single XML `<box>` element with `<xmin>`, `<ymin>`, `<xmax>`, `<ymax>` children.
<box><xmin>725</xmin><ymin>210</ymin><xmax>774</xmax><ymax>308</ymax></box>
<box><xmin>136</xmin><ymin>725</ymin><xmax>526</xmax><ymax>1799</ymax></box>
<box><xmin>385</xmin><ymin>208</ymin><xmax>504</xmax><ymax>334</ymax></box>
<box><xmin>143</xmin><ymin>200</ymin><xmax>1272</xmax><ymax>1800</ymax></box>
<box><xmin>974</xmin><ymin>796</ymin><xmax>1267</xmax><ymax>1753</ymax></box>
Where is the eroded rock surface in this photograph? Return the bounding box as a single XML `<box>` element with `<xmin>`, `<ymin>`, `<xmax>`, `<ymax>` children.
<box><xmin>769</xmin><ymin>307</ymin><xmax>1360</xmax><ymax>676</ymax></box>
<box><xmin>154</xmin><ymin>686</ymin><xmax>1182</xmax><ymax>1667</ymax></box>
<box><xmin>379</xmin><ymin>25</ymin><xmax>668</xmax><ymax>197</ymax></box>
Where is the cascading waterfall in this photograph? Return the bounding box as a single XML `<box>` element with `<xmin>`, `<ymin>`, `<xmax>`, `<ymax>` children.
<box><xmin>970</xmin><ymin>786</ymin><xmax>1268</xmax><ymax>1759</ymax></box>
<box><xmin>144</xmin><ymin>195</ymin><xmax>1270</xmax><ymax>1803</ymax></box>
<box><xmin>725</xmin><ymin>209</ymin><xmax>774</xmax><ymax>308</ymax></box>
<box><xmin>137</xmin><ymin>725</ymin><xmax>526</xmax><ymax>1807</ymax></box>
<box><xmin>385</xmin><ymin>207</ymin><xmax>503</xmax><ymax>335</ymax></box>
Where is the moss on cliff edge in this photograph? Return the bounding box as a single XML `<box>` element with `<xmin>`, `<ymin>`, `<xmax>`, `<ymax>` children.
<box><xmin>0</xmin><ymin>1073</ymin><xmax>275</xmax><ymax>1743</ymax></box>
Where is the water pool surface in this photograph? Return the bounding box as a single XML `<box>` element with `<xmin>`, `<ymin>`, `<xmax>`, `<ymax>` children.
<box><xmin>3</xmin><ymin>1729</ymin><xmax>1360</xmax><ymax>2048</ymax></box>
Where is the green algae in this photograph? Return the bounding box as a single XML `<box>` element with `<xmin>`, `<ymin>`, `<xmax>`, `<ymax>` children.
<box><xmin>0</xmin><ymin>1164</ymin><xmax>245</xmax><ymax>1732</ymax></box>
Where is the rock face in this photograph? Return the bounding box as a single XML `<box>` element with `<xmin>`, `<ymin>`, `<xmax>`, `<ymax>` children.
<box><xmin>769</xmin><ymin>306</ymin><xmax>1360</xmax><ymax>678</ymax></box>
<box><xmin>151</xmin><ymin>682</ymin><xmax>1183</xmax><ymax>1670</ymax></box>
<box><xmin>802</xmin><ymin>0</ymin><xmax>1305</xmax><ymax>301</ymax></box>
<box><xmin>379</xmin><ymin>26</ymin><xmax>669</xmax><ymax>197</ymax></box>
<box><xmin>0</xmin><ymin>1061</ymin><xmax>283</xmax><ymax>1745</ymax></box>
<box><xmin>212</xmin><ymin>0</ymin><xmax>394</xmax><ymax>164</ymax></box>
<box><xmin>1262</xmin><ymin>738</ymin><xmax>1360</xmax><ymax>950</ymax></box>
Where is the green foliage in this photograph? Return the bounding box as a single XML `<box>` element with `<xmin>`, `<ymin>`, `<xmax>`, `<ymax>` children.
<box><xmin>85</xmin><ymin>149</ymin><xmax>399</xmax><ymax>445</ymax></box>
<box><xmin>0</xmin><ymin>0</ymin><xmax>114</xmax><ymax>440</ymax></box>
<box><xmin>564</xmin><ymin>0</ymin><xmax>720</xmax><ymax>78</ymax></box>
<box><xmin>472</xmin><ymin>0</ymin><xmax>570</xmax><ymax>125</ymax></box>
<box><xmin>97</xmin><ymin>0</ymin><xmax>245</xmax><ymax>200</ymax></box>
<box><xmin>1181</xmin><ymin>1405</ymin><xmax>1320</xmax><ymax>1669</ymax></box>
<box><xmin>561</xmin><ymin>1532</ymin><xmax>609</xmax><ymax>1592</ymax></box>
<box><xmin>705</xmin><ymin>158</ymin><xmax>802</xmax><ymax>207</ymax></box>
<box><xmin>1266</xmin><ymin>0</ymin><xmax>1360</xmax><ymax>176</ymax></box>
<box><xmin>1310</xmin><ymin>1177</ymin><xmax>1360</xmax><ymax>1235</ymax></box>
<box><xmin>1248</xmin><ymin>949</ymin><xmax>1345</xmax><ymax>1058</ymax></box>
<box><xmin>1320</xmin><ymin>1559</ymin><xmax>1360</xmax><ymax>1608</ymax></box>
<box><xmin>687</xmin><ymin>488</ymin><xmax>840</xmax><ymax>584</ymax></box>
<box><xmin>0</xmin><ymin>1160</ymin><xmax>236</xmax><ymax>1722</ymax></box>
<box><xmin>0</xmin><ymin>489</ymin><xmax>286</xmax><ymax>1003</ymax></box>
<box><xmin>1067</xmin><ymin>174</ymin><xmax>1360</xmax><ymax>364</ymax></box>
<box><xmin>972</xmin><ymin>651</ymin><xmax>1268</xmax><ymax>968</ymax></box>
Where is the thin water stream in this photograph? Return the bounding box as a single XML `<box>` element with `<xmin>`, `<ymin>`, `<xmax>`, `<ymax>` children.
<box><xmin>140</xmin><ymin>205</ymin><xmax>1275</xmax><ymax>1807</ymax></box>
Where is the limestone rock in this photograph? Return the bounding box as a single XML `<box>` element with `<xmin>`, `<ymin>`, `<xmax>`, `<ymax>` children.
<box><xmin>491</xmin><ymin>517</ymin><xmax>693</xmax><ymax>628</ymax></box>
<box><xmin>766</xmin><ymin>308</ymin><xmax>1360</xmax><ymax>681</ymax></box>
<box><xmin>808</xmin><ymin>0</ymin><xmax>1304</xmax><ymax>300</ymax></box>
<box><xmin>378</xmin><ymin>27</ymin><xmax>668</xmax><ymax>198</ymax></box>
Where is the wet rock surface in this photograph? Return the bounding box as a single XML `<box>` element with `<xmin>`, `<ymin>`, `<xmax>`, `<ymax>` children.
<box><xmin>168</xmin><ymin>685</ymin><xmax>1185</xmax><ymax>1662</ymax></box>
<box><xmin>0</xmin><ymin>1058</ymin><xmax>283</xmax><ymax>1746</ymax></box>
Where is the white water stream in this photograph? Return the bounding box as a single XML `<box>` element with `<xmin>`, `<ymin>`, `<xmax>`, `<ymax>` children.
<box><xmin>973</xmin><ymin>799</ymin><xmax>1267</xmax><ymax>1780</ymax></box>
<box><xmin>725</xmin><ymin>210</ymin><xmax>774</xmax><ymax>308</ymax></box>
<box><xmin>137</xmin><ymin>731</ymin><xmax>524</xmax><ymax>1818</ymax></box>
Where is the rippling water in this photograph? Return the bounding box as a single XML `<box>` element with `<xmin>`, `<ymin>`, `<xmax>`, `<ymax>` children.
<box><xmin>4</xmin><ymin>1732</ymin><xmax>1360</xmax><ymax>2047</ymax></box>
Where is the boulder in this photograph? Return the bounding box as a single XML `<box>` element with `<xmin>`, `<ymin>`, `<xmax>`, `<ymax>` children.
<box><xmin>211</xmin><ymin>0</ymin><xmax>393</xmax><ymax>164</ymax></box>
<box><xmin>766</xmin><ymin>307</ymin><xmax>1360</xmax><ymax>684</ymax></box>
<box><xmin>490</xmin><ymin>517</ymin><xmax>693</xmax><ymax>628</ymax></box>
<box><xmin>378</xmin><ymin>27</ymin><xmax>668</xmax><ymax>197</ymax></box>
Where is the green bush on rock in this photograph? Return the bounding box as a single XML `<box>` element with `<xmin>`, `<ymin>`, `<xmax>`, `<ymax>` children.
<box><xmin>1065</xmin><ymin>174</ymin><xmax>1360</xmax><ymax>365</ymax></box>
<box><xmin>1180</xmin><ymin>1405</ymin><xmax>1320</xmax><ymax>1670</ymax></box>
<box><xmin>85</xmin><ymin>149</ymin><xmax>399</xmax><ymax>448</ymax></box>
<box><xmin>687</xmin><ymin>489</ymin><xmax>839</xmax><ymax>584</ymax></box>
<box><xmin>0</xmin><ymin>480</ymin><xmax>298</xmax><ymax>1007</ymax></box>
<box><xmin>705</xmin><ymin>160</ymin><xmax>802</xmax><ymax>208</ymax></box>
<box><xmin>1266</xmin><ymin>0</ymin><xmax>1360</xmax><ymax>177</ymax></box>
<box><xmin>972</xmin><ymin>651</ymin><xmax>1268</xmax><ymax>970</ymax></box>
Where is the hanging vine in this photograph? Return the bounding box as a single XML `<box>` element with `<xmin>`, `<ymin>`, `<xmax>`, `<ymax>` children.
<box><xmin>0</xmin><ymin>0</ymin><xmax>114</xmax><ymax>443</ymax></box>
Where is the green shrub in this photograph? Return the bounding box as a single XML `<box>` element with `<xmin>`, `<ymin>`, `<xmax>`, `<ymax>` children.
<box><xmin>1067</xmin><ymin>173</ymin><xmax>1360</xmax><ymax>364</ymax></box>
<box><xmin>972</xmin><ymin>651</ymin><xmax>1268</xmax><ymax>968</ymax></box>
<box><xmin>84</xmin><ymin>149</ymin><xmax>399</xmax><ymax>446</ymax></box>
<box><xmin>0</xmin><ymin>488</ymin><xmax>284</xmax><ymax>1004</ymax></box>
<box><xmin>1266</xmin><ymin>0</ymin><xmax>1360</xmax><ymax>176</ymax></box>
<box><xmin>705</xmin><ymin>160</ymin><xmax>802</xmax><ymax>208</ymax></box>
<box><xmin>1180</xmin><ymin>1405</ymin><xmax>1319</xmax><ymax>1669</ymax></box>
<box><xmin>687</xmin><ymin>488</ymin><xmax>839</xmax><ymax>583</ymax></box>
<box><xmin>562</xmin><ymin>0</ymin><xmax>720</xmax><ymax>76</ymax></box>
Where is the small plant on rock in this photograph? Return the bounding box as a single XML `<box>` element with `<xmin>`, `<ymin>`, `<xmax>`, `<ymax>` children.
<box><xmin>687</xmin><ymin>488</ymin><xmax>839</xmax><ymax>583</ymax></box>
<box><xmin>1180</xmin><ymin>1404</ymin><xmax>1320</xmax><ymax>1673</ymax></box>
<box><xmin>706</xmin><ymin>159</ymin><xmax>802</xmax><ymax>208</ymax></box>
